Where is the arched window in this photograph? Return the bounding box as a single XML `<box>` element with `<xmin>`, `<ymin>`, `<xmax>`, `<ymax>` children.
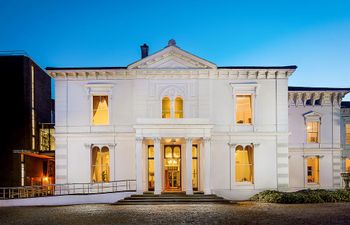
<box><xmin>91</xmin><ymin>146</ymin><xmax>110</xmax><ymax>182</ymax></box>
<box><xmin>162</xmin><ymin>97</ymin><xmax>171</xmax><ymax>118</ymax></box>
<box><xmin>174</xmin><ymin>97</ymin><xmax>183</xmax><ymax>118</ymax></box>
<box><xmin>235</xmin><ymin>145</ymin><xmax>254</xmax><ymax>183</ymax></box>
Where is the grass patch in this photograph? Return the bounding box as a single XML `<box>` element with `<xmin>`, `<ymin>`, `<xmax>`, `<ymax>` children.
<box><xmin>251</xmin><ymin>189</ymin><xmax>350</xmax><ymax>204</ymax></box>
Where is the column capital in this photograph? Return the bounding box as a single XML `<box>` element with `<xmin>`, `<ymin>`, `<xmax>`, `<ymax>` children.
<box><xmin>185</xmin><ymin>137</ymin><xmax>193</xmax><ymax>143</ymax></box>
<box><xmin>153</xmin><ymin>137</ymin><xmax>161</xmax><ymax>144</ymax></box>
<box><xmin>203</xmin><ymin>137</ymin><xmax>211</xmax><ymax>143</ymax></box>
<box><xmin>135</xmin><ymin>136</ymin><xmax>143</xmax><ymax>143</ymax></box>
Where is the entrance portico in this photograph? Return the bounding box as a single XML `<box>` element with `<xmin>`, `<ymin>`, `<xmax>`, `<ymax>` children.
<box><xmin>134</xmin><ymin>118</ymin><xmax>213</xmax><ymax>195</ymax></box>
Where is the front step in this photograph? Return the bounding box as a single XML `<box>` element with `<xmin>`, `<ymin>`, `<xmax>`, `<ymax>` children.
<box><xmin>114</xmin><ymin>192</ymin><xmax>232</xmax><ymax>205</ymax></box>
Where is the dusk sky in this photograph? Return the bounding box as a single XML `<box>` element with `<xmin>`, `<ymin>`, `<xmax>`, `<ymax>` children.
<box><xmin>1</xmin><ymin>0</ymin><xmax>349</xmax><ymax>100</ymax></box>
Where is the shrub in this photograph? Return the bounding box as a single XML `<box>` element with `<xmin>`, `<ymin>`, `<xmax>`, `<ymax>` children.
<box><xmin>250</xmin><ymin>189</ymin><xmax>350</xmax><ymax>204</ymax></box>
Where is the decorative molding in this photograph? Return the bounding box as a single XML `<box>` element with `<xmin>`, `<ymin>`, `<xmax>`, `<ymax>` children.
<box><xmin>127</xmin><ymin>45</ymin><xmax>217</xmax><ymax>69</ymax></box>
<box><xmin>153</xmin><ymin>137</ymin><xmax>161</xmax><ymax>144</ymax></box>
<box><xmin>50</xmin><ymin>68</ymin><xmax>295</xmax><ymax>80</ymax></box>
<box><xmin>135</xmin><ymin>137</ymin><xmax>143</xmax><ymax>143</ymax></box>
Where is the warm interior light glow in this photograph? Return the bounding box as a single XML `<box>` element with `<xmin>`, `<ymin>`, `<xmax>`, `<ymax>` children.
<box><xmin>92</xmin><ymin>96</ymin><xmax>109</xmax><ymax>125</ymax></box>
<box><xmin>346</xmin><ymin>158</ymin><xmax>350</xmax><ymax>172</ymax></box>
<box><xmin>235</xmin><ymin>145</ymin><xmax>254</xmax><ymax>183</ymax></box>
<box><xmin>162</xmin><ymin>97</ymin><xmax>171</xmax><ymax>118</ymax></box>
<box><xmin>192</xmin><ymin>145</ymin><xmax>198</xmax><ymax>190</ymax></box>
<box><xmin>346</xmin><ymin>124</ymin><xmax>350</xmax><ymax>145</ymax></box>
<box><xmin>91</xmin><ymin>146</ymin><xmax>110</xmax><ymax>182</ymax></box>
<box><xmin>307</xmin><ymin>157</ymin><xmax>319</xmax><ymax>183</ymax></box>
<box><xmin>148</xmin><ymin>146</ymin><xmax>154</xmax><ymax>190</ymax></box>
<box><xmin>236</xmin><ymin>95</ymin><xmax>252</xmax><ymax>124</ymax></box>
<box><xmin>307</xmin><ymin>121</ymin><xmax>319</xmax><ymax>143</ymax></box>
<box><xmin>174</xmin><ymin>97</ymin><xmax>183</xmax><ymax>118</ymax></box>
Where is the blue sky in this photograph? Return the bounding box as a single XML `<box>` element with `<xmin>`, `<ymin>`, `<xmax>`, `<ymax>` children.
<box><xmin>1</xmin><ymin>0</ymin><xmax>349</xmax><ymax>100</ymax></box>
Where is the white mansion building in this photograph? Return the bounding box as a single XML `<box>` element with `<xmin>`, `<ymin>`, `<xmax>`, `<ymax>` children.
<box><xmin>47</xmin><ymin>40</ymin><xmax>350</xmax><ymax>200</ymax></box>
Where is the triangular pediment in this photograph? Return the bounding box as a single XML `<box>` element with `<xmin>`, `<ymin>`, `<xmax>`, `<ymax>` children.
<box><xmin>303</xmin><ymin>111</ymin><xmax>322</xmax><ymax>118</ymax></box>
<box><xmin>127</xmin><ymin>45</ymin><xmax>217</xmax><ymax>69</ymax></box>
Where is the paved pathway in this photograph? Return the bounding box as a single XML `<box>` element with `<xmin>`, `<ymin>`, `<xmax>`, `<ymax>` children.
<box><xmin>1</xmin><ymin>202</ymin><xmax>350</xmax><ymax>225</ymax></box>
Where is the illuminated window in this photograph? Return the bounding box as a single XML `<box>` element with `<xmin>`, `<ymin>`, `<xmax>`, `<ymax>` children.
<box><xmin>235</xmin><ymin>145</ymin><xmax>254</xmax><ymax>183</ymax></box>
<box><xmin>346</xmin><ymin>124</ymin><xmax>350</xmax><ymax>144</ymax></box>
<box><xmin>174</xmin><ymin>97</ymin><xmax>183</xmax><ymax>118</ymax></box>
<box><xmin>307</xmin><ymin>122</ymin><xmax>319</xmax><ymax>143</ymax></box>
<box><xmin>192</xmin><ymin>145</ymin><xmax>198</xmax><ymax>190</ymax></box>
<box><xmin>162</xmin><ymin>97</ymin><xmax>171</xmax><ymax>118</ymax></box>
<box><xmin>92</xmin><ymin>96</ymin><xmax>109</xmax><ymax>125</ymax></box>
<box><xmin>31</xmin><ymin>66</ymin><xmax>36</xmax><ymax>150</ymax></box>
<box><xmin>148</xmin><ymin>145</ymin><xmax>154</xmax><ymax>191</ymax></box>
<box><xmin>91</xmin><ymin>146</ymin><xmax>110</xmax><ymax>182</ymax></box>
<box><xmin>236</xmin><ymin>95</ymin><xmax>252</xmax><ymax>124</ymax></box>
<box><xmin>346</xmin><ymin>158</ymin><xmax>350</xmax><ymax>172</ymax></box>
<box><xmin>307</xmin><ymin>157</ymin><xmax>319</xmax><ymax>184</ymax></box>
<box><xmin>40</xmin><ymin>128</ymin><xmax>55</xmax><ymax>151</ymax></box>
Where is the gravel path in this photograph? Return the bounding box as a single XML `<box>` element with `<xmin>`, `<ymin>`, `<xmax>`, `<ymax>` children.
<box><xmin>0</xmin><ymin>202</ymin><xmax>349</xmax><ymax>225</ymax></box>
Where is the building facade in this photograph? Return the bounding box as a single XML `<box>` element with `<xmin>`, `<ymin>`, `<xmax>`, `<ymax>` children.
<box><xmin>47</xmin><ymin>41</ymin><xmax>349</xmax><ymax>200</ymax></box>
<box><xmin>0</xmin><ymin>54</ymin><xmax>55</xmax><ymax>187</ymax></box>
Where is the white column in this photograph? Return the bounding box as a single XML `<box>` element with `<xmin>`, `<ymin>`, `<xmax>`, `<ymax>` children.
<box><xmin>154</xmin><ymin>137</ymin><xmax>162</xmax><ymax>195</ymax></box>
<box><xmin>204</xmin><ymin>137</ymin><xmax>211</xmax><ymax>195</ymax></box>
<box><xmin>185</xmin><ymin>137</ymin><xmax>193</xmax><ymax>195</ymax></box>
<box><xmin>135</xmin><ymin>137</ymin><xmax>143</xmax><ymax>194</ymax></box>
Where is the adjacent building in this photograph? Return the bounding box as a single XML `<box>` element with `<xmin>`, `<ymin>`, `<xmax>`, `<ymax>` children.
<box><xmin>47</xmin><ymin>40</ymin><xmax>349</xmax><ymax>200</ymax></box>
<box><xmin>0</xmin><ymin>54</ymin><xmax>55</xmax><ymax>187</ymax></box>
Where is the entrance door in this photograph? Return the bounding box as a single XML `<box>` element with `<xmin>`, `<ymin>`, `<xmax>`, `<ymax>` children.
<box><xmin>164</xmin><ymin>145</ymin><xmax>181</xmax><ymax>191</ymax></box>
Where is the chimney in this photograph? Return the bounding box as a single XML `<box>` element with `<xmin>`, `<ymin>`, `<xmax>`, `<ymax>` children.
<box><xmin>140</xmin><ymin>43</ymin><xmax>149</xmax><ymax>59</ymax></box>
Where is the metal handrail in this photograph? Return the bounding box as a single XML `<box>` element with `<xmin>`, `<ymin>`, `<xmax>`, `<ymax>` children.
<box><xmin>0</xmin><ymin>179</ymin><xmax>136</xmax><ymax>200</ymax></box>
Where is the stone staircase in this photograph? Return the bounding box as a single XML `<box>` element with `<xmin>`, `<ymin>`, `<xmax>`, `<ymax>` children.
<box><xmin>114</xmin><ymin>191</ymin><xmax>232</xmax><ymax>205</ymax></box>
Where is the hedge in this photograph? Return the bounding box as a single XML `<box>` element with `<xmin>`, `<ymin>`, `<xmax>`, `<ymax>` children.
<box><xmin>250</xmin><ymin>189</ymin><xmax>350</xmax><ymax>204</ymax></box>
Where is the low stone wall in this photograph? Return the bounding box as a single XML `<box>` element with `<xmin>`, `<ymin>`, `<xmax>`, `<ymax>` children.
<box><xmin>0</xmin><ymin>191</ymin><xmax>134</xmax><ymax>207</ymax></box>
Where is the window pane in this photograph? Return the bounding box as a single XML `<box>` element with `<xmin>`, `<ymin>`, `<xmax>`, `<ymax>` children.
<box><xmin>174</xmin><ymin>97</ymin><xmax>183</xmax><ymax>118</ymax></box>
<box><xmin>235</xmin><ymin>145</ymin><xmax>253</xmax><ymax>183</ymax></box>
<box><xmin>101</xmin><ymin>147</ymin><xmax>110</xmax><ymax>182</ymax></box>
<box><xmin>92</xmin><ymin>96</ymin><xmax>109</xmax><ymax>125</ymax></box>
<box><xmin>346</xmin><ymin>124</ymin><xmax>350</xmax><ymax>144</ymax></box>
<box><xmin>307</xmin><ymin>122</ymin><xmax>319</xmax><ymax>143</ymax></box>
<box><xmin>192</xmin><ymin>158</ymin><xmax>198</xmax><ymax>189</ymax></box>
<box><xmin>165</xmin><ymin>146</ymin><xmax>172</xmax><ymax>158</ymax></box>
<box><xmin>148</xmin><ymin>146</ymin><xmax>154</xmax><ymax>158</ymax></box>
<box><xmin>162</xmin><ymin>97</ymin><xmax>171</xmax><ymax>118</ymax></box>
<box><xmin>192</xmin><ymin>145</ymin><xmax>197</xmax><ymax>158</ymax></box>
<box><xmin>148</xmin><ymin>159</ymin><xmax>154</xmax><ymax>190</ymax></box>
<box><xmin>307</xmin><ymin>157</ymin><xmax>319</xmax><ymax>183</ymax></box>
<box><xmin>91</xmin><ymin>147</ymin><xmax>100</xmax><ymax>182</ymax></box>
<box><xmin>173</xmin><ymin>146</ymin><xmax>181</xmax><ymax>158</ymax></box>
<box><xmin>346</xmin><ymin>158</ymin><xmax>350</xmax><ymax>172</ymax></box>
<box><xmin>236</xmin><ymin>95</ymin><xmax>252</xmax><ymax>124</ymax></box>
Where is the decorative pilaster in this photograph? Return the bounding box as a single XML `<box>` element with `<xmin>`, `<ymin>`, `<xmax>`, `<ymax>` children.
<box><xmin>135</xmin><ymin>137</ymin><xmax>143</xmax><ymax>194</ymax></box>
<box><xmin>204</xmin><ymin>137</ymin><xmax>211</xmax><ymax>195</ymax></box>
<box><xmin>185</xmin><ymin>137</ymin><xmax>193</xmax><ymax>195</ymax></box>
<box><xmin>153</xmin><ymin>137</ymin><xmax>162</xmax><ymax>195</ymax></box>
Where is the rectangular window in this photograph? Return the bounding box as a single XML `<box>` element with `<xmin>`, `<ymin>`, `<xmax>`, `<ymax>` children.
<box><xmin>92</xmin><ymin>96</ymin><xmax>109</xmax><ymax>125</ymax></box>
<box><xmin>148</xmin><ymin>145</ymin><xmax>154</xmax><ymax>191</ymax></box>
<box><xmin>307</xmin><ymin>121</ymin><xmax>319</xmax><ymax>143</ymax></box>
<box><xmin>235</xmin><ymin>145</ymin><xmax>254</xmax><ymax>183</ymax></box>
<box><xmin>40</xmin><ymin>128</ymin><xmax>55</xmax><ymax>151</ymax></box>
<box><xmin>307</xmin><ymin>157</ymin><xmax>320</xmax><ymax>184</ymax></box>
<box><xmin>192</xmin><ymin>145</ymin><xmax>198</xmax><ymax>190</ymax></box>
<box><xmin>236</xmin><ymin>95</ymin><xmax>252</xmax><ymax>124</ymax></box>
<box><xmin>346</xmin><ymin>124</ymin><xmax>350</xmax><ymax>144</ymax></box>
<box><xmin>346</xmin><ymin>158</ymin><xmax>350</xmax><ymax>172</ymax></box>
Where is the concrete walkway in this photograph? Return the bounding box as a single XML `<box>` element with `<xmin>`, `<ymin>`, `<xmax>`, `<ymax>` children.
<box><xmin>1</xmin><ymin>202</ymin><xmax>350</xmax><ymax>225</ymax></box>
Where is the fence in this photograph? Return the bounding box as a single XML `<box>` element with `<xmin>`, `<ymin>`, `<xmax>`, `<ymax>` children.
<box><xmin>0</xmin><ymin>180</ymin><xmax>136</xmax><ymax>200</ymax></box>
